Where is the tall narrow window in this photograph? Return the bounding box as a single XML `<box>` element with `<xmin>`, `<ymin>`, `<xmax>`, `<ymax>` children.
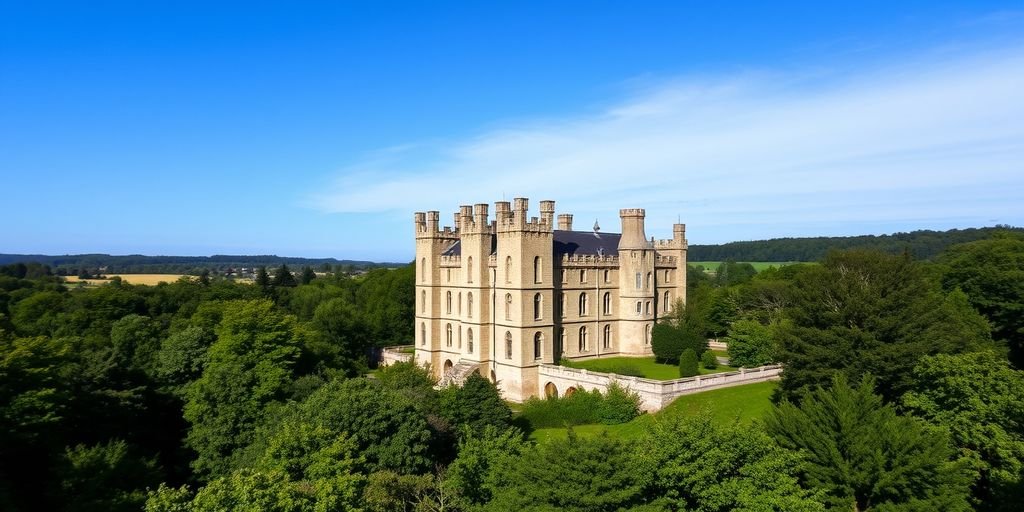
<box><xmin>505</xmin><ymin>256</ymin><xmax>512</xmax><ymax>283</ymax></box>
<box><xmin>646</xmin><ymin>272</ymin><xmax>652</xmax><ymax>289</ymax></box>
<box><xmin>645</xmin><ymin>301</ymin><xmax>651</xmax><ymax>315</ymax></box>
<box><xmin>578</xmin><ymin>293</ymin><xmax>588</xmax><ymax>316</ymax></box>
<box><xmin>458</xmin><ymin>327</ymin><xmax>462</xmax><ymax>349</ymax></box>
<box><xmin>603</xmin><ymin>324</ymin><xmax>611</xmax><ymax>349</ymax></box>
<box><xmin>603</xmin><ymin>292</ymin><xmax>611</xmax><ymax>315</ymax></box>
<box><xmin>534</xmin><ymin>256</ymin><xmax>542</xmax><ymax>284</ymax></box>
<box><xmin>636</xmin><ymin>301</ymin><xmax>642</xmax><ymax>314</ymax></box>
<box><xmin>467</xmin><ymin>257</ymin><xmax>473</xmax><ymax>283</ymax></box>
<box><xmin>458</xmin><ymin>292</ymin><xmax>462</xmax><ymax>316</ymax></box>
<box><xmin>421</xmin><ymin>290</ymin><xmax>426</xmax><ymax>313</ymax></box>
<box><xmin>559</xmin><ymin>328</ymin><xmax>566</xmax><ymax>356</ymax></box>
<box><xmin>505</xmin><ymin>331</ymin><xmax>513</xmax><ymax>359</ymax></box>
<box><xmin>578</xmin><ymin>326</ymin><xmax>588</xmax><ymax>352</ymax></box>
<box><xmin>604</xmin><ymin>269</ymin><xmax>610</xmax><ymax>283</ymax></box>
<box><xmin>560</xmin><ymin>293</ymin><xmax>566</xmax><ymax>318</ymax></box>
<box><xmin>421</xmin><ymin>322</ymin><xmax>426</xmax><ymax>346</ymax></box>
<box><xmin>467</xmin><ymin>328</ymin><xmax>474</xmax><ymax>353</ymax></box>
<box><xmin>420</xmin><ymin>258</ymin><xmax>425</xmax><ymax>282</ymax></box>
<box><xmin>534</xmin><ymin>293</ymin><xmax>543</xmax><ymax>320</ymax></box>
<box><xmin>663</xmin><ymin>291</ymin><xmax>670</xmax><ymax>312</ymax></box>
<box><xmin>446</xmin><ymin>324</ymin><xmax>452</xmax><ymax>347</ymax></box>
<box><xmin>447</xmin><ymin>268</ymin><xmax>451</xmax><ymax>282</ymax></box>
<box><xmin>561</xmin><ymin>269</ymin><xmax>566</xmax><ymax>283</ymax></box>
<box><xmin>665</xmin><ymin>270</ymin><xmax>671</xmax><ymax>283</ymax></box>
<box><xmin>645</xmin><ymin>324</ymin><xmax>652</xmax><ymax>345</ymax></box>
<box><xmin>468</xmin><ymin>292</ymin><xmax>474</xmax><ymax>318</ymax></box>
<box><xmin>446</xmin><ymin>292</ymin><xmax>452</xmax><ymax>314</ymax></box>
<box><xmin>505</xmin><ymin>293</ymin><xmax>512</xmax><ymax>321</ymax></box>
<box><xmin>533</xmin><ymin>332</ymin><xmax>543</xmax><ymax>360</ymax></box>
<box><xmin>580</xmin><ymin>269</ymin><xmax>587</xmax><ymax>283</ymax></box>
<box><xmin>635</xmin><ymin>272</ymin><xmax>642</xmax><ymax>289</ymax></box>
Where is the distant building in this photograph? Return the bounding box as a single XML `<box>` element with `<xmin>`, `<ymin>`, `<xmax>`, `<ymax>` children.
<box><xmin>414</xmin><ymin>198</ymin><xmax>687</xmax><ymax>401</ymax></box>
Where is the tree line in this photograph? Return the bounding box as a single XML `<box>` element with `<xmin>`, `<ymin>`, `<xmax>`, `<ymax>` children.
<box><xmin>0</xmin><ymin>253</ymin><xmax>401</xmax><ymax>276</ymax></box>
<box><xmin>0</xmin><ymin>231</ymin><xmax>1022</xmax><ymax>511</ymax></box>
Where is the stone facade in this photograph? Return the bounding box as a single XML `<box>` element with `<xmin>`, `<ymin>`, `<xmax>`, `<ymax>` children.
<box><xmin>414</xmin><ymin>198</ymin><xmax>687</xmax><ymax>401</ymax></box>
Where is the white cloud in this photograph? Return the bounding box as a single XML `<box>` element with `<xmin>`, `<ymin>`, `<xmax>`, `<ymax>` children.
<box><xmin>309</xmin><ymin>45</ymin><xmax>1024</xmax><ymax>243</ymax></box>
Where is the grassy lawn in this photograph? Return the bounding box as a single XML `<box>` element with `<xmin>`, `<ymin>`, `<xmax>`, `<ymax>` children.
<box><xmin>564</xmin><ymin>356</ymin><xmax>738</xmax><ymax>380</ymax></box>
<box><xmin>528</xmin><ymin>380</ymin><xmax>778</xmax><ymax>443</ymax></box>
<box><xmin>711</xmin><ymin>349</ymin><xmax>729</xmax><ymax>358</ymax></box>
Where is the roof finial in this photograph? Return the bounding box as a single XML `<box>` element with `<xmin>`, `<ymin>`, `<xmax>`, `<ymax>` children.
<box><xmin>593</xmin><ymin>219</ymin><xmax>601</xmax><ymax>232</ymax></box>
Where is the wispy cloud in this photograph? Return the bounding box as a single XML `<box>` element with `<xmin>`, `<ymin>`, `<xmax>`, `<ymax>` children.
<box><xmin>309</xmin><ymin>44</ymin><xmax>1024</xmax><ymax>242</ymax></box>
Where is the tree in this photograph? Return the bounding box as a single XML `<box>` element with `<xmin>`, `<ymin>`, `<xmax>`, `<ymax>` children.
<box><xmin>444</xmin><ymin>425</ymin><xmax>528</xmax><ymax>507</ymax></box>
<box><xmin>901</xmin><ymin>351</ymin><xmax>1024</xmax><ymax>510</ymax></box>
<box><xmin>184</xmin><ymin>300</ymin><xmax>302</xmax><ymax>479</ymax></box>
<box><xmin>764</xmin><ymin>374</ymin><xmax>973</xmax><ymax>511</ymax></box>
<box><xmin>299</xmin><ymin>267</ymin><xmax>316</xmax><ymax>285</ymax></box>
<box><xmin>715</xmin><ymin>260</ymin><xmax>757</xmax><ymax>287</ymax></box>
<box><xmin>154</xmin><ymin>326</ymin><xmax>214</xmax><ymax>392</ymax></box>
<box><xmin>640</xmin><ymin>416</ymin><xmax>824</xmax><ymax>512</ymax></box>
<box><xmin>57</xmin><ymin>440</ymin><xmax>162</xmax><ymax>512</ymax></box>
<box><xmin>724</xmin><ymin>319</ymin><xmax>779</xmax><ymax>367</ymax></box>
<box><xmin>439</xmin><ymin>372</ymin><xmax>513</xmax><ymax>435</ymax></box>
<box><xmin>679</xmin><ymin>349</ymin><xmax>698</xmax><ymax>377</ymax></box>
<box><xmin>255</xmin><ymin>266</ymin><xmax>270</xmax><ymax>293</ymax></box>
<box><xmin>651</xmin><ymin>322</ymin><xmax>684</xmax><ymax>364</ymax></box>
<box><xmin>272</xmin><ymin>264</ymin><xmax>298</xmax><ymax>288</ymax></box>
<box><xmin>109</xmin><ymin>314</ymin><xmax>162</xmax><ymax>376</ymax></box>
<box><xmin>777</xmin><ymin>250</ymin><xmax>991</xmax><ymax>402</ymax></box>
<box><xmin>700</xmin><ymin>350</ymin><xmax>718</xmax><ymax>370</ymax></box>
<box><xmin>939</xmin><ymin>234</ymin><xmax>1024</xmax><ymax>367</ymax></box>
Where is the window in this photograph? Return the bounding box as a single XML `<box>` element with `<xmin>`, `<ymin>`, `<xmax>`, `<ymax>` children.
<box><xmin>559</xmin><ymin>328</ymin><xmax>566</xmax><ymax>356</ymax></box>
<box><xmin>603</xmin><ymin>324</ymin><xmax>611</xmax><ymax>349</ymax></box>
<box><xmin>561</xmin><ymin>269</ymin><xmax>566</xmax><ymax>283</ymax></box>
<box><xmin>645</xmin><ymin>324</ymin><xmax>652</xmax><ymax>345</ymax></box>
<box><xmin>468</xmin><ymin>292</ymin><xmax>474</xmax><ymax>318</ymax></box>
<box><xmin>467</xmin><ymin>328</ymin><xmax>474</xmax><ymax>353</ymax></box>
<box><xmin>505</xmin><ymin>256</ymin><xmax>512</xmax><ymax>283</ymax></box>
<box><xmin>534</xmin><ymin>256</ymin><xmax>542</xmax><ymax>283</ymax></box>
<box><xmin>645</xmin><ymin>301</ymin><xmax>651</xmax><ymax>315</ymax></box>
<box><xmin>446</xmin><ymin>292</ymin><xmax>452</xmax><ymax>314</ymax></box>
<box><xmin>533</xmin><ymin>332</ymin><xmax>543</xmax><ymax>360</ymax></box>
<box><xmin>446</xmin><ymin>324</ymin><xmax>452</xmax><ymax>347</ymax></box>
<box><xmin>665</xmin><ymin>270</ymin><xmax>671</xmax><ymax>283</ymax></box>
<box><xmin>458</xmin><ymin>327</ymin><xmax>462</xmax><ymax>349</ymax></box>
<box><xmin>578</xmin><ymin>293</ymin><xmax>589</xmax><ymax>316</ymax></box>
<box><xmin>505</xmin><ymin>332</ymin><xmax>513</xmax><ymax>359</ymax></box>
<box><xmin>560</xmin><ymin>293</ymin><xmax>566</xmax><ymax>318</ymax></box>
<box><xmin>636</xmin><ymin>301</ymin><xmax>642</xmax><ymax>314</ymax></box>
<box><xmin>420</xmin><ymin>322</ymin><xmax>426</xmax><ymax>346</ymax></box>
<box><xmin>420</xmin><ymin>258</ymin><xmax>425</xmax><ymax>282</ymax></box>
<box><xmin>534</xmin><ymin>293</ymin><xmax>543</xmax><ymax>320</ymax></box>
<box><xmin>603</xmin><ymin>292</ymin><xmax>611</xmax><ymax>315</ymax></box>
<box><xmin>421</xmin><ymin>290</ymin><xmax>426</xmax><ymax>313</ymax></box>
<box><xmin>467</xmin><ymin>257</ymin><xmax>473</xmax><ymax>283</ymax></box>
<box><xmin>635</xmin><ymin>272</ymin><xmax>642</xmax><ymax>289</ymax></box>
<box><xmin>604</xmin><ymin>269</ymin><xmax>610</xmax><ymax>283</ymax></box>
<box><xmin>578</xmin><ymin>326</ymin><xmax>588</xmax><ymax>352</ymax></box>
<box><xmin>458</xmin><ymin>292</ymin><xmax>462</xmax><ymax>316</ymax></box>
<box><xmin>663</xmin><ymin>291</ymin><xmax>670</xmax><ymax>312</ymax></box>
<box><xmin>502</xmin><ymin>293</ymin><xmax>512</xmax><ymax>321</ymax></box>
<box><xmin>580</xmin><ymin>269</ymin><xmax>587</xmax><ymax>283</ymax></box>
<box><xmin>447</xmin><ymin>268</ymin><xmax>451</xmax><ymax>282</ymax></box>
<box><xmin>646</xmin><ymin>272</ymin><xmax>652</xmax><ymax>290</ymax></box>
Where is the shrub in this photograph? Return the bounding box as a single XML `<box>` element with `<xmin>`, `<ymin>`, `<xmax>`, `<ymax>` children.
<box><xmin>598</xmin><ymin>382</ymin><xmax>642</xmax><ymax>424</ymax></box>
<box><xmin>520</xmin><ymin>384</ymin><xmax>644</xmax><ymax>428</ymax></box>
<box><xmin>651</xmin><ymin>322</ymin><xmax>684</xmax><ymax>363</ymax></box>
<box><xmin>701</xmin><ymin>350</ymin><xmax>718</xmax><ymax>370</ymax></box>
<box><xmin>679</xmin><ymin>349</ymin><xmax>699</xmax><ymax>378</ymax></box>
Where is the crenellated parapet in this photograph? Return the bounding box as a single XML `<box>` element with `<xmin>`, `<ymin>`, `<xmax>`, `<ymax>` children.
<box><xmin>560</xmin><ymin>253</ymin><xmax>619</xmax><ymax>266</ymax></box>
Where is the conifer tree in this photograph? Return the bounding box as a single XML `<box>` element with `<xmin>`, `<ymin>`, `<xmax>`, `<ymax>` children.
<box><xmin>679</xmin><ymin>348</ymin><xmax>698</xmax><ymax>377</ymax></box>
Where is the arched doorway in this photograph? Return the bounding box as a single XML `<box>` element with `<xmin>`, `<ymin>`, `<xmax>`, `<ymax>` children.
<box><xmin>443</xmin><ymin>359</ymin><xmax>453</xmax><ymax>373</ymax></box>
<box><xmin>565</xmin><ymin>386</ymin><xmax>578</xmax><ymax>397</ymax></box>
<box><xmin>544</xmin><ymin>382</ymin><xmax>558</xmax><ymax>398</ymax></box>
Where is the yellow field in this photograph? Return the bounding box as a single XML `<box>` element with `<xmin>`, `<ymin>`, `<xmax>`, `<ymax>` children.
<box><xmin>64</xmin><ymin>274</ymin><xmax>193</xmax><ymax>286</ymax></box>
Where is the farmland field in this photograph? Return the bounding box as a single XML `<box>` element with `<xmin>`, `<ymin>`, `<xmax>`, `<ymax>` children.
<box><xmin>64</xmin><ymin>274</ymin><xmax>192</xmax><ymax>286</ymax></box>
<box><xmin>689</xmin><ymin>261</ymin><xmax>804</xmax><ymax>272</ymax></box>
<box><xmin>529</xmin><ymin>380</ymin><xmax>778</xmax><ymax>443</ymax></box>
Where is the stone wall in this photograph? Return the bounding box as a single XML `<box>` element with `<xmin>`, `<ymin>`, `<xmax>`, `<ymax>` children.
<box><xmin>380</xmin><ymin>345</ymin><xmax>414</xmax><ymax>367</ymax></box>
<box><xmin>536</xmin><ymin>364</ymin><xmax>782</xmax><ymax>412</ymax></box>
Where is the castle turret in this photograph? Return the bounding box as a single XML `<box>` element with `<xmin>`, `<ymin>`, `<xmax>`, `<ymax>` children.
<box><xmin>539</xmin><ymin>200</ymin><xmax>555</xmax><ymax>227</ymax></box>
<box><xmin>616</xmin><ymin>208</ymin><xmax>655</xmax><ymax>354</ymax></box>
<box><xmin>617</xmin><ymin>208</ymin><xmax>650</xmax><ymax>250</ymax></box>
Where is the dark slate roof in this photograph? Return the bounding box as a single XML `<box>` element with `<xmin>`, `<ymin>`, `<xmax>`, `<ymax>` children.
<box><xmin>440</xmin><ymin>230</ymin><xmax>620</xmax><ymax>257</ymax></box>
<box><xmin>553</xmin><ymin>230</ymin><xmax>620</xmax><ymax>257</ymax></box>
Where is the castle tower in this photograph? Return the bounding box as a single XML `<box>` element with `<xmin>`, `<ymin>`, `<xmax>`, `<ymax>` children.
<box><xmin>414</xmin><ymin>210</ymin><xmax>459</xmax><ymax>371</ymax></box>
<box><xmin>616</xmin><ymin>208</ymin><xmax>656</xmax><ymax>354</ymax></box>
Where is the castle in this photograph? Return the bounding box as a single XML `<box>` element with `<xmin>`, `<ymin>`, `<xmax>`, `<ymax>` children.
<box><xmin>414</xmin><ymin>198</ymin><xmax>687</xmax><ymax>401</ymax></box>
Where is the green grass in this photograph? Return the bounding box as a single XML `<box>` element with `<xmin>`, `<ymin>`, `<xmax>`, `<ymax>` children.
<box><xmin>528</xmin><ymin>380</ymin><xmax>778</xmax><ymax>443</ymax></box>
<box><xmin>711</xmin><ymin>349</ymin><xmax>729</xmax><ymax>358</ymax></box>
<box><xmin>563</xmin><ymin>356</ymin><xmax>738</xmax><ymax>380</ymax></box>
<box><xmin>689</xmin><ymin>261</ymin><xmax>803</xmax><ymax>272</ymax></box>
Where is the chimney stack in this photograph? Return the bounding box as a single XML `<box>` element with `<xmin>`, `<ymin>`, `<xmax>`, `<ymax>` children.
<box><xmin>557</xmin><ymin>213</ymin><xmax>573</xmax><ymax>231</ymax></box>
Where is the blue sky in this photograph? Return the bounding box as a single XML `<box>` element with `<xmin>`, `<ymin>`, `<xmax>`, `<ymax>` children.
<box><xmin>2</xmin><ymin>2</ymin><xmax>1022</xmax><ymax>261</ymax></box>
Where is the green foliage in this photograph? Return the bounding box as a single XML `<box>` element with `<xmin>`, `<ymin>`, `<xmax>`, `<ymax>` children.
<box><xmin>144</xmin><ymin>484</ymin><xmax>193</xmax><ymax>512</ymax></box>
<box><xmin>184</xmin><ymin>299</ymin><xmax>303</xmax><ymax>479</ymax></box>
<box><xmin>272</xmin><ymin>264</ymin><xmax>298</xmax><ymax>288</ymax></box>
<box><xmin>700</xmin><ymin>349</ymin><xmax>718</xmax><ymax>369</ymax></box>
<box><xmin>598</xmin><ymin>382</ymin><xmax>643</xmax><ymax>424</ymax></box>
<box><xmin>154</xmin><ymin>326</ymin><xmax>214</xmax><ymax>391</ymax></box>
<box><xmin>445</xmin><ymin>425</ymin><xmax>528</xmax><ymax>507</ymax></box>
<box><xmin>299</xmin><ymin>266</ymin><xmax>316</xmax><ymax>285</ymax></box>
<box><xmin>940</xmin><ymin>234</ymin><xmax>1024</xmax><ymax>367</ymax></box>
<box><xmin>483</xmin><ymin>432</ymin><xmax>650</xmax><ymax>511</ymax></box>
<box><xmin>439</xmin><ymin>372</ymin><xmax>513</xmax><ymax>434</ymax></box>
<box><xmin>764</xmin><ymin>374</ymin><xmax>974</xmax><ymax>511</ymax></box>
<box><xmin>641</xmin><ymin>416</ymin><xmax>824</xmax><ymax>512</ymax></box>
<box><xmin>58</xmin><ymin>440</ymin><xmax>162</xmax><ymax>512</ymax></box>
<box><xmin>777</xmin><ymin>249</ymin><xmax>991</xmax><ymax>402</ymax></box>
<box><xmin>678</xmin><ymin>348</ymin><xmax>698</xmax><ymax>377</ymax></box>
<box><xmin>724</xmin><ymin>319</ymin><xmax>779</xmax><ymax>367</ymax></box>
<box><xmin>520</xmin><ymin>384</ymin><xmax>641</xmax><ymax>428</ymax></box>
<box><xmin>109</xmin><ymin>313</ymin><xmax>162</xmax><ymax>375</ymax></box>
<box><xmin>650</xmin><ymin>322</ymin><xmax>684</xmax><ymax>363</ymax></box>
<box><xmin>714</xmin><ymin>260</ymin><xmax>757</xmax><ymax>287</ymax></box>
<box><xmin>361</xmin><ymin>470</ymin><xmax>435</xmax><ymax>512</ymax></box>
<box><xmin>901</xmin><ymin>351</ymin><xmax>1024</xmax><ymax>510</ymax></box>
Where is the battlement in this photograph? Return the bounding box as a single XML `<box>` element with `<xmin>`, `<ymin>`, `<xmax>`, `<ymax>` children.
<box><xmin>439</xmin><ymin>255</ymin><xmax>462</xmax><ymax>267</ymax></box>
<box><xmin>560</xmin><ymin>253</ymin><xmax>619</xmax><ymax>266</ymax></box>
<box><xmin>419</xmin><ymin>198</ymin><xmax>558</xmax><ymax>238</ymax></box>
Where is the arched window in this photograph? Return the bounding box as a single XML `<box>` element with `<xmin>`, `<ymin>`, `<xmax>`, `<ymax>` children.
<box><xmin>578</xmin><ymin>326</ymin><xmax>588</xmax><ymax>352</ymax></box>
<box><xmin>446</xmin><ymin>324</ymin><xmax>452</xmax><ymax>347</ymax></box>
<box><xmin>580</xmin><ymin>269</ymin><xmax>587</xmax><ymax>283</ymax></box>
<box><xmin>446</xmin><ymin>292</ymin><xmax>452</xmax><ymax>314</ymax></box>
<box><xmin>645</xmin><ymin>324</ymin><xmax>652</xmax><ymax>345</ymax></box>
<box><xmin>420</xmin><ymin>258</ymin><xmax>425</xmax><ymax>282</ymax></box>
<box><xmin>635</xmin><ymin>272</ymin><xmax>642</xmax><ymax>289</ymax></box>
<box><xmin>458</xmin><ymin>292</ymin><xmax>462</xmax><ymax>316</ymax></box>
<box><xmin>603</xmin><ymin>324</ymin><xmax>611</xmax><ymax>349</ymax></box>
<box><xmin>505</xmin><ymin>293</ymin><xmax>512</xmax><ymax>321</ymax></box>
<box><xmin>421</xmin><ymin>322</ymin><xmax>426</xmax><ymax>346</ymax></box>
<box><xmin>505</xmin><ymin>256</ymin><xmax>512</xmax><ymax>283</ymax></box>
<box><xmin>603</xmin><ymin>292</ymin><xmax>611</xmax><ymax>315</ymax></box>
<box><xmin>646</xmin><ymin>272</ymin><xmax>652</xmax><ymax>289</ymax></box>
<box><xmin>534</xmin><ymin>293</ymin><xmax>543</xmax><ymax>320</ymax></box>
<box><xmin>578</xmin><ymin>293</ymin><xmax>588</xmax><ymax>316</ymax></box>
<box><xmin>467</xmin><ymin>256</ymin><xmax>473</xmax><ymax>283</ymax></box>
<box><xmin>534</xmin><ymin>256</ymin><xmax>542</xmax><ymax>283</ymax></box>
<box><xmin>421</xmin><ymin>290</ymin><xmax>426</xmax><ymax>313</ymax></box>
<box><xmin>467</xmin><ymin>328</ymin><xmax>474</xmax><ymax>353</ymax></box>
<box><xmin>663</xmin><ymin>291</ymin><xmax>670</xmax><ymax>312</ymax></box>
<box><xmin>505</xmin><ymin>331</ymin><xmax>513</xmax><ymax>359</ymax></box>
<box><xmin>534</xmin><ymin>332</ymin><xmax>543</xmax><ymax>360</ymax></box>
<box><xmin>468</xmin><ymin>292</ymin><xmax>474</xmax><ymax>318</ymax></box>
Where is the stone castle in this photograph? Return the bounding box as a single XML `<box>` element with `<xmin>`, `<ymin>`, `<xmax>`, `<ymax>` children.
<box><xmin>414</xmin><ymin>198</ymin><xmax>687</xmax><ymax>401</ymax></box>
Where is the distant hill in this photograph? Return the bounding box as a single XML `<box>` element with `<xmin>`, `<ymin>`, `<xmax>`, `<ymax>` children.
<box><xmin>0</xmin><ymin>253</ymin><xmax>406</xmax><ymax>275</ymax></box>
<box><xmin>688</xmin><ymin>226</ymin><xmax>1022</xmax><ymax>262</ymax></box>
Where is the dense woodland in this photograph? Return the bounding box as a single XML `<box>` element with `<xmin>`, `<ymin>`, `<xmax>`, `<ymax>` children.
<box><xmin>689</xmin><ymin>225</ymin><xmax>1022</xmax><ymax>262</ymax></box>
<box><xmin>1</xmin><ymin>231</ymin><xmax>1022</xmax><ymax>511</ymax></box>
